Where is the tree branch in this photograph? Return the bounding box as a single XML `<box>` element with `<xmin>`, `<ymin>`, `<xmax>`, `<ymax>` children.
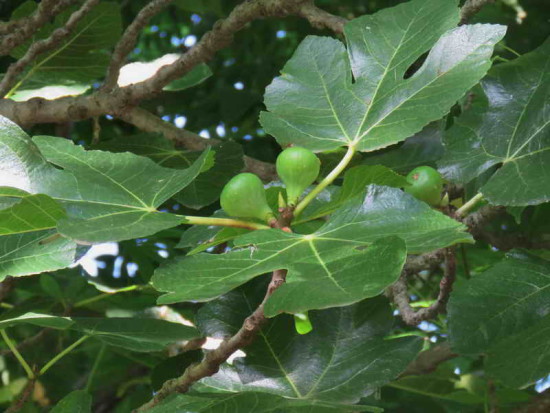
<box><xmin>103</xmin><ymin>0</ymin><xmax>175</xmax><ymax>91</ymax></box>
<box><xmin>399</xmin><ymin>342</ymin><xmax>457</xmax><ymax>377</ymax></box>
<box><xmin>0</xmin><ymin>0</ymin><xmax>76</xmax><ymax>55</ymax></box>
<box><xmin>0</xmin><ymin>0</ymin><xmax>101</xmax><ymax>98</ymax></box>
<box><xmin>390</xmin><ymin>248</ymin><xmax>456</xmax><ymax>326</ymax></box>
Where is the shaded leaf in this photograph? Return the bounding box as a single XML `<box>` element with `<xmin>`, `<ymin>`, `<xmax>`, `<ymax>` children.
<box><xmin>198</xmin><ymin>294</ymin><xmax>422</xmax><ymax>403</ymax></box>
<box><xmin>0</xmin><ymin>193</ymin><xmax>76</xmax><ymax>280</ymax></box>
<box><xmin>260</xmin><ymin>0</ymin><xmax>505</xmax><ymax>152</ymax></box>
<box><xmin>439</xmin><ymin>38</ymin><xmax>550</xmax><ymax>206</ymax></box>
<box><xmin>51</xmin><ymin>390</ymin><xmax>92</xmax><ymax>413</ymax></box>
<box><xmin>164</xmin><ymin>64</ymin><xmax>213</xmax><ymax>91</ymax></box>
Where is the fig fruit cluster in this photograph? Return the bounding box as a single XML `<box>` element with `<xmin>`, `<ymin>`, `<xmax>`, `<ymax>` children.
<box><xmin>220</xmin><ymin>147</ymin><xmax>320</xmax><ymax>223</ymax></box>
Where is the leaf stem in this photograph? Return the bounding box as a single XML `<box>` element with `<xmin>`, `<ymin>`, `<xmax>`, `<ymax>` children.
<box><xmin>74</xmin><ymin>285</ymin><xmax>139</xmax><ymax>308</ymax></box>
<box><xmin>179</xmin><ymin>215</ymin><xmax>270</xmax><ymax>230</ymax></box>
<box><xmin>294</xmin><ymin>144</ymin><xmax>356</xmax><ymax>217</ymax></box>
<box><xmin>39</xmin><ymin>335</ymin><xmax>89</xmax><ymax>376</ymax></box>
<box><xmin>85</xmin><ymin>343</ymin><xmax>106</xmax><ymax>392</ymax></box>
<box><xmin>1</xmin><ymin>329</ymin><xmax>35</xmax><ymax>379</ymax></box>
<box><xmin>455</xmin><ymin>193</ymin><xmax>483</xmax><ymax>218</ymax></box>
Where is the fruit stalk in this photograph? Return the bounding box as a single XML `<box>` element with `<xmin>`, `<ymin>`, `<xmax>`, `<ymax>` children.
<box><xmin>179</xmin><ymin>216</ymin><xmax>270</xmax><ymax>230</ymax></box>
<box><xmin>294</xmin><ymin>145</ymin><xmax>356</xmax><ymax>217</ymax></box>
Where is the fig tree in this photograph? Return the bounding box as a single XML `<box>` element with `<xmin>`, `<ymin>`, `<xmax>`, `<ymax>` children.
<box><xmin>405</xmin><ymin>166</ymin><xmax>443</xmax><ymax>206</ymax></box>
<box><xmin>276</xmin><ymin>147</ymin><xmax>320</xmax><ymax>206</ymax></box>
<box><xmin>220</xmin><ymin>173</ymin><xmax>275</xmax><ymax>222</ymax></box>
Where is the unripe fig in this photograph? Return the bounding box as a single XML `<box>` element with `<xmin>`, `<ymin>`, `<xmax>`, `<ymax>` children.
<box><xmin>276</xmin><ymin>147</ymin><xmax>320</xmax><ymax>206</ymax></box>
<box><xmin>220</xmin><ymin>173</ymin><xmax>274</xmax><ymax>222</ymax></box>
<box><xmin>405</xmin><ymin>166</ymin><xmax>443</xmax><ymax>206</ymax></box>
<box><xmin>293</xmin><ymin>312</ymin><xmax>313</xmax><ymax>335</ymax></box>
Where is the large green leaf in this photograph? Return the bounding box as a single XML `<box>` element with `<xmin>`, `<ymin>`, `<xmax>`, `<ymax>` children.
<box><xmin>448</xmin><ymin>253</ymin><xmax>550</xmax><ymax>354</ymax></box>
<box><xmin>0</xmin><ymin>116</ymin><xmax>209</xmax><ymax>242</ymax></box>
<box><xmin>485</xmin><ymin>315</ymin><xmax>550</xmax><ymax>388</ymax></box>
<box><xmin>149</xmin><ymin>392</ymin><xmax>380</xmax><ymax>413</ymax></box>
<box><xmin>449</xmin><ymin>253</ymin><xmax>550</xmax><ymax>387</ymax></box>
<box><xmin>98</xmin><ymin>134</ymin><xmax>243</xmax><ymax>209</ymax></box>
<box><xmin>50</xmin><ymin>390</ymin><xmax>92</xmax><ymax>413</ymax></box>
<box><xmin>10</xmin><ymin>1</ymin><xmax>122</xmax><ymax>85</ymax></box>
<box><xmin>299</xmin><ymin>165</ymin><xmax>409</xmax><ymax>221</ymax></box>
<box><xmin>197</xmin><ymin>293</ymin><xmax>422</xmax><ymax>403</ymax></box>
<box><xmin>260</xmin><ymin>0</ymin><xmax>505</xmax><ymax>152</ymax></box>
<box><xmin>0</xmin><ymin>193</ymin><xmax>77</xmax><ymax>280</ymax></box>
<box><xmin>0</xmin><ymin>312</ymin><xmax>201</xmax><ymax>352</ymax></box>
<box><xmin>439</xmin><ymin>38</ymin><xmax>550</xmax><ymax>206</ymax></box>
<box><xmin>153</xmin><ymin>186</ymin><xmax>470</xmax><ymax>307</ymax></box>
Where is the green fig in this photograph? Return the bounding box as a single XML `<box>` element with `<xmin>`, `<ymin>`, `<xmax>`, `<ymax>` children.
<box><xmin>276</xmin><ymin>147</ymin><xmax>320</xmax><ymax>206</ymax></box>
<box><xmin>220</xmin><ymin>173</ymin><xmax>275</xmax><ymax>222</ymax></box>
<box><xmin>293</xmin><ymin>312</ymin><xmax>313</xmax><ymax>335</ymax></box>
<box><xmin>404</xmin><ymin>166</ymin><xmax>444</xmax><ymax>206</ymax></box>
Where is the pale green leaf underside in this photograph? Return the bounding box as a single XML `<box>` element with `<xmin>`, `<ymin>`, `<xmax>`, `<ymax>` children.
<box><xmin>0</xmin><ymin>116</ymin><xmax>209</xmax><ymax>243</ymax></box>
<box><xmin>449</xmin><ymin>254</ymin><xmax>550</xmax><ymax>359</ymax></box>
<box><xmin>0</xmin><ymin>194</ymin><xmax>76</xmax><ymax>280</ymax></box>
<box><xmin>153</xmin><ymin>186</ymin><xmax>471</xmax><ymax>307</ymax></box>
<box><xmin>0</xmin><ymin>312</ymin><xmax>201</xmax><ymax>352</ymax></box>
<box><xmin>260</xmin><ymin>0</ymin><xmax>505</xmax><ymax>152</ymax></box>
<box><xmin>439</xmin><ymin>38</ymin><xmax>550</xmax><ymax>206</ymax></box>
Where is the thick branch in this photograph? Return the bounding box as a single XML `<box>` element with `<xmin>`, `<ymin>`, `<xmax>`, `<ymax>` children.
<box><xmin>0</xmin><ymin>0</ymin><xmax>76</xmax><ymax>55</ymax></box>
<box><xmin>103</xmin><ymin>0</ymin><xmax>175</xmax><ymax>91</ymax></box>
<box><xmin>0</xmin><ymin>0</ymin><xmax>344</xmax><ymax>125</ymax></box>
<box><xmin>0</xmin><ymin>0</ymin><xmax>101</xmax><ymax>98</ymax></box>
<box><xmin>390</xmin><ymin>248</ymin><xmax>456</xmax><ymax>326</ymax></box>
<box><xmin>399</xmin><ymin>342</ymin><xmax>457</xmax><ymax>377</ymax></box>
<box><xmin>119</xmin><ymin>107</ymin><xmax>277</xmax><ymax>181</ymax></box>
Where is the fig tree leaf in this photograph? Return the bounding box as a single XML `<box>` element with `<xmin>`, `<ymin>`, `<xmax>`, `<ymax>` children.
<box><xmin>164</xmin><ymin>63</ymin><xmax>213</xmax><ymax>91</ymax></box>
<box><xmin>149</xmin><ymin>392</ymin><xmax>381</xmax><ymax>413</ymax></box>
<box><xmin>10</xmin><ymin>1</ymin><xmax>122</xmax><ymax>85</ymax></box>
<box><xmin>153</xmin><ymin>186</ymin><xmax>470</xmax><ymax>307</ymax></box>
<box><xmin>448</xmin><ymin>253</ymin><xmax>550</xmax><ymax>355</ymax></box>
<box><xmin>197</xmin><ymin>294</ymin><xmax>422</xmax><ymax>403</ymax></box>
<box><xmin>485</xmin><ymin>315</ymin><xmax>550</xmax><ymax>388</ymax></box>
<box><xmin>0</xmin><ymin>116</ymin><xmax>209</xmax><ymax>243</ymax></box>
<box><xmin>439</xmin><ymin>38</ymin><xmax>550</xmax><ymax>206</ymax></box>
<box><xmin>0</xmin><ymin>312</ymin><xmax>201</xmax><ymax>352</ymax></box>
<box><xmin>50</xmin><ymin>390</ymin><xmax>92</xmax><ymax>413</ymax></box>
<box><xmin>0</xmin><ymin>193</ymin><xmax>77</xmax><ymax>280</ymax></box>
<box><xmin>300</xmin><ymin>165</ymin><xmax>409</xmax><ymax>221</ymax></box>
<box><xmin>260</xmin><ymin>0</ymin><xmax>505</xmax><ymax>152</ymax></box>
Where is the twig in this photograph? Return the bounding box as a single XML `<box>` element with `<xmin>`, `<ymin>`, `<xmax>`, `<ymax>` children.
<box><xmin>399</xmin><ymin>342</ymin><xmax>457</xmax><ymax>377</ymax></box>
<box><xmin>0</xmin><ymin>328</ymin><xmax>50</xmax><ymax>356</ymax></box>
<box><xmin>460</xmin><ymin>0</ymin><xmax>494</xmax><ymax>24</ymax></box>
<box><xmin>0</xmin><ymin>0</ymin><xmax>101</xmax><ymax>98</ymax></box>
<box><xmin>136</xmin><ymin>209</ymin><xmax>293</xmax><ymax>411</ymax></box>
<box><xmin>103</xmin><ymin>0</ymin><xmax>175</xmax><ymax>91</ymax></box>
<box><xmin>0</xmin><ymin>0</ymin><xmax>76</xmax><ymax>55</ymax></box>
<box><xmin>390</xmin><ymin>248</ymin><xmax>456</xmax><ymax>326</ymax></box>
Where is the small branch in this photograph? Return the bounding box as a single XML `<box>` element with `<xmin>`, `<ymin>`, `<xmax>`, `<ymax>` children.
<box><xmin>0</xmin><ymin>328</ymin><xmax>50</xmax><ymax>356</ymax></box>
<box><xmin>455</xmin><ymin>193</ymin><xmax>484</xmax><ymax>218</ymax></box>
<box><xmin>460</xmin><ymin>0</ymin><xmax>494</xmax><ymax>24</ymax></box>
<box><xmin>399</xmin><ymin>342</ymin><xmax>457</xmax><ymax>377</ymax></box>
<box><xmin>390</xmin><ymin>248</ymin><xmax>456</xmax><ymax>326</ymax></box>
<box><xmin>297</xmin><ymin>1</ymin><xmax>346</xmax><ymax>34</ymax></box>
<box><xmin>103</xmin><ymin>0</ymin><xmax>175</xmax><ymax>91</ymax></box>
<box><xmin>180</xmin><ymin>215</ymin><xmax>271</xmax><ymax>230</ymax></box>
<box><xmin>136</xmin><ymin>269</ymin><xmax>287</xmax><ymax>411</ymax></box>
<box><xmin>0</xmin><ymin>0</ymin><xmax>76</xmax><ymax>55</ymax></box>
<box><xmin>0</xmin><ymin>0</ymin><xmax>101</xmax><ymax>98</ymax></box>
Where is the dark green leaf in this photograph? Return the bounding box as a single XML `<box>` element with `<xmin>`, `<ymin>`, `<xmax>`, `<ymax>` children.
<box><xmin>260</xmin><ymin>0</ymin><xmax>505</xmax><ymax>152</ymax></box>
<box><xmin>439</xmin><ymin>38</ymin><xmax>550</xmax><ymax>206</ymax></box>
<box><xmin>164</xmin><ymin>64</ymin><xmax>213</xmax><ymax>91</ymax></box>
<box><xmin>51</xmin><ymin>390</ymin><xmax>92</xmax><ymax>413</ymax></box>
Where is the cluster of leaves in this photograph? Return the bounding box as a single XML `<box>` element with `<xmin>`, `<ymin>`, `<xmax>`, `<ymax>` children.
<box><xmin>0</xmin><ymin>0</ymin><xmax>549</xmax><ymax>411</ymax></box>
